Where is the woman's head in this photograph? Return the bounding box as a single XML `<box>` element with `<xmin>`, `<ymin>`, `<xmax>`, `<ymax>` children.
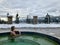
<box><xmin>11</xmin><ymin>26</ymin><xmax>15</xmax><ymax>31</ymax></box>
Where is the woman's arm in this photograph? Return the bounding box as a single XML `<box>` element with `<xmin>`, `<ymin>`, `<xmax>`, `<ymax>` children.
<box><xmin>11</xmin><ymin>31</ymin><xmax>17</xmax><ymax>36</ymax></box>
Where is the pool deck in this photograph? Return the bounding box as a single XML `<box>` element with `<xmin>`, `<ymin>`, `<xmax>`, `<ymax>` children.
<box><xmin>0</xmin><ymin>28</ymin><xmax>60</xmax><ymax>39</ymax></box>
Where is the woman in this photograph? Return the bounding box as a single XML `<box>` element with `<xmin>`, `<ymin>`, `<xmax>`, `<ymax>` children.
<box><xmin>9</xmin><ymin>26</ymin><xmax>20</xmax><ymax>42</ymax></box>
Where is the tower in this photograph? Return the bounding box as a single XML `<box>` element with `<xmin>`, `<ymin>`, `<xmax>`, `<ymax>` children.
<box><xmin>45</xmin><ymin>13</ymin><xmax>50</xmax><ymax>24</ymax></box>
<box><xmin>33</xmin><ymin>16</ymin><xmax>38</xmax><ymax>24</ymax></box>
<box><xmin>7</xmin><ymin>13</ymin><xmax>13</xmax><ymax>24</ymax></box>
<box><xmin>15</xmin><ymin>13</ymin><xmax>19</xmax><ymax>24</ymax></box>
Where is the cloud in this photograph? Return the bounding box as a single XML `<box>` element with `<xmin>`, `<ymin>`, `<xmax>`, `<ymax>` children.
<box><xmin>0</xmin><ymin>0</ymin><xmax>60</xmax><ymax>17</ymax></box>
<box><xmin>0</xmin><ymin>0</ymin><xmax>4</xmax><ymax>3</ymax></box>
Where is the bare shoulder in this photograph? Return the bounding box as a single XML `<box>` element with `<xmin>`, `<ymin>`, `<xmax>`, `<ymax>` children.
<box><xmin>10</xmin><ymin>31</ymin><xmax>15</xmax><ymax>34</ymax></box>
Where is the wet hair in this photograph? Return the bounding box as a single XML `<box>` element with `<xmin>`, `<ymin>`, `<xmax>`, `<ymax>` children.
<box><xmin>11</xmin><ymin>26</ymin><xmax>15</xmax><ymax>31</ymax></box>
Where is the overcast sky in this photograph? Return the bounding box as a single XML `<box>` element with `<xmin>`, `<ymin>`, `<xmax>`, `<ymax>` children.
<box><xmin>0</xmin><ymin>0</ymin><xmax>60</xmax><ymax>17</ymax></box>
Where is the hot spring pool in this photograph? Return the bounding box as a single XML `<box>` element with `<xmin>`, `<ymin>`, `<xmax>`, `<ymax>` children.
<box><xmin>0</xmin><ymin>32</ymin><xmax>59</xmax><ymax>45</ymax></box>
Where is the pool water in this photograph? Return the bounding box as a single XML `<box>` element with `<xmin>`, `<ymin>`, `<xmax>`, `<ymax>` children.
<box><xmin>0</xmin><ymin>34</ymin><xmax>59</xmax><ymax>45</ymax></box>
